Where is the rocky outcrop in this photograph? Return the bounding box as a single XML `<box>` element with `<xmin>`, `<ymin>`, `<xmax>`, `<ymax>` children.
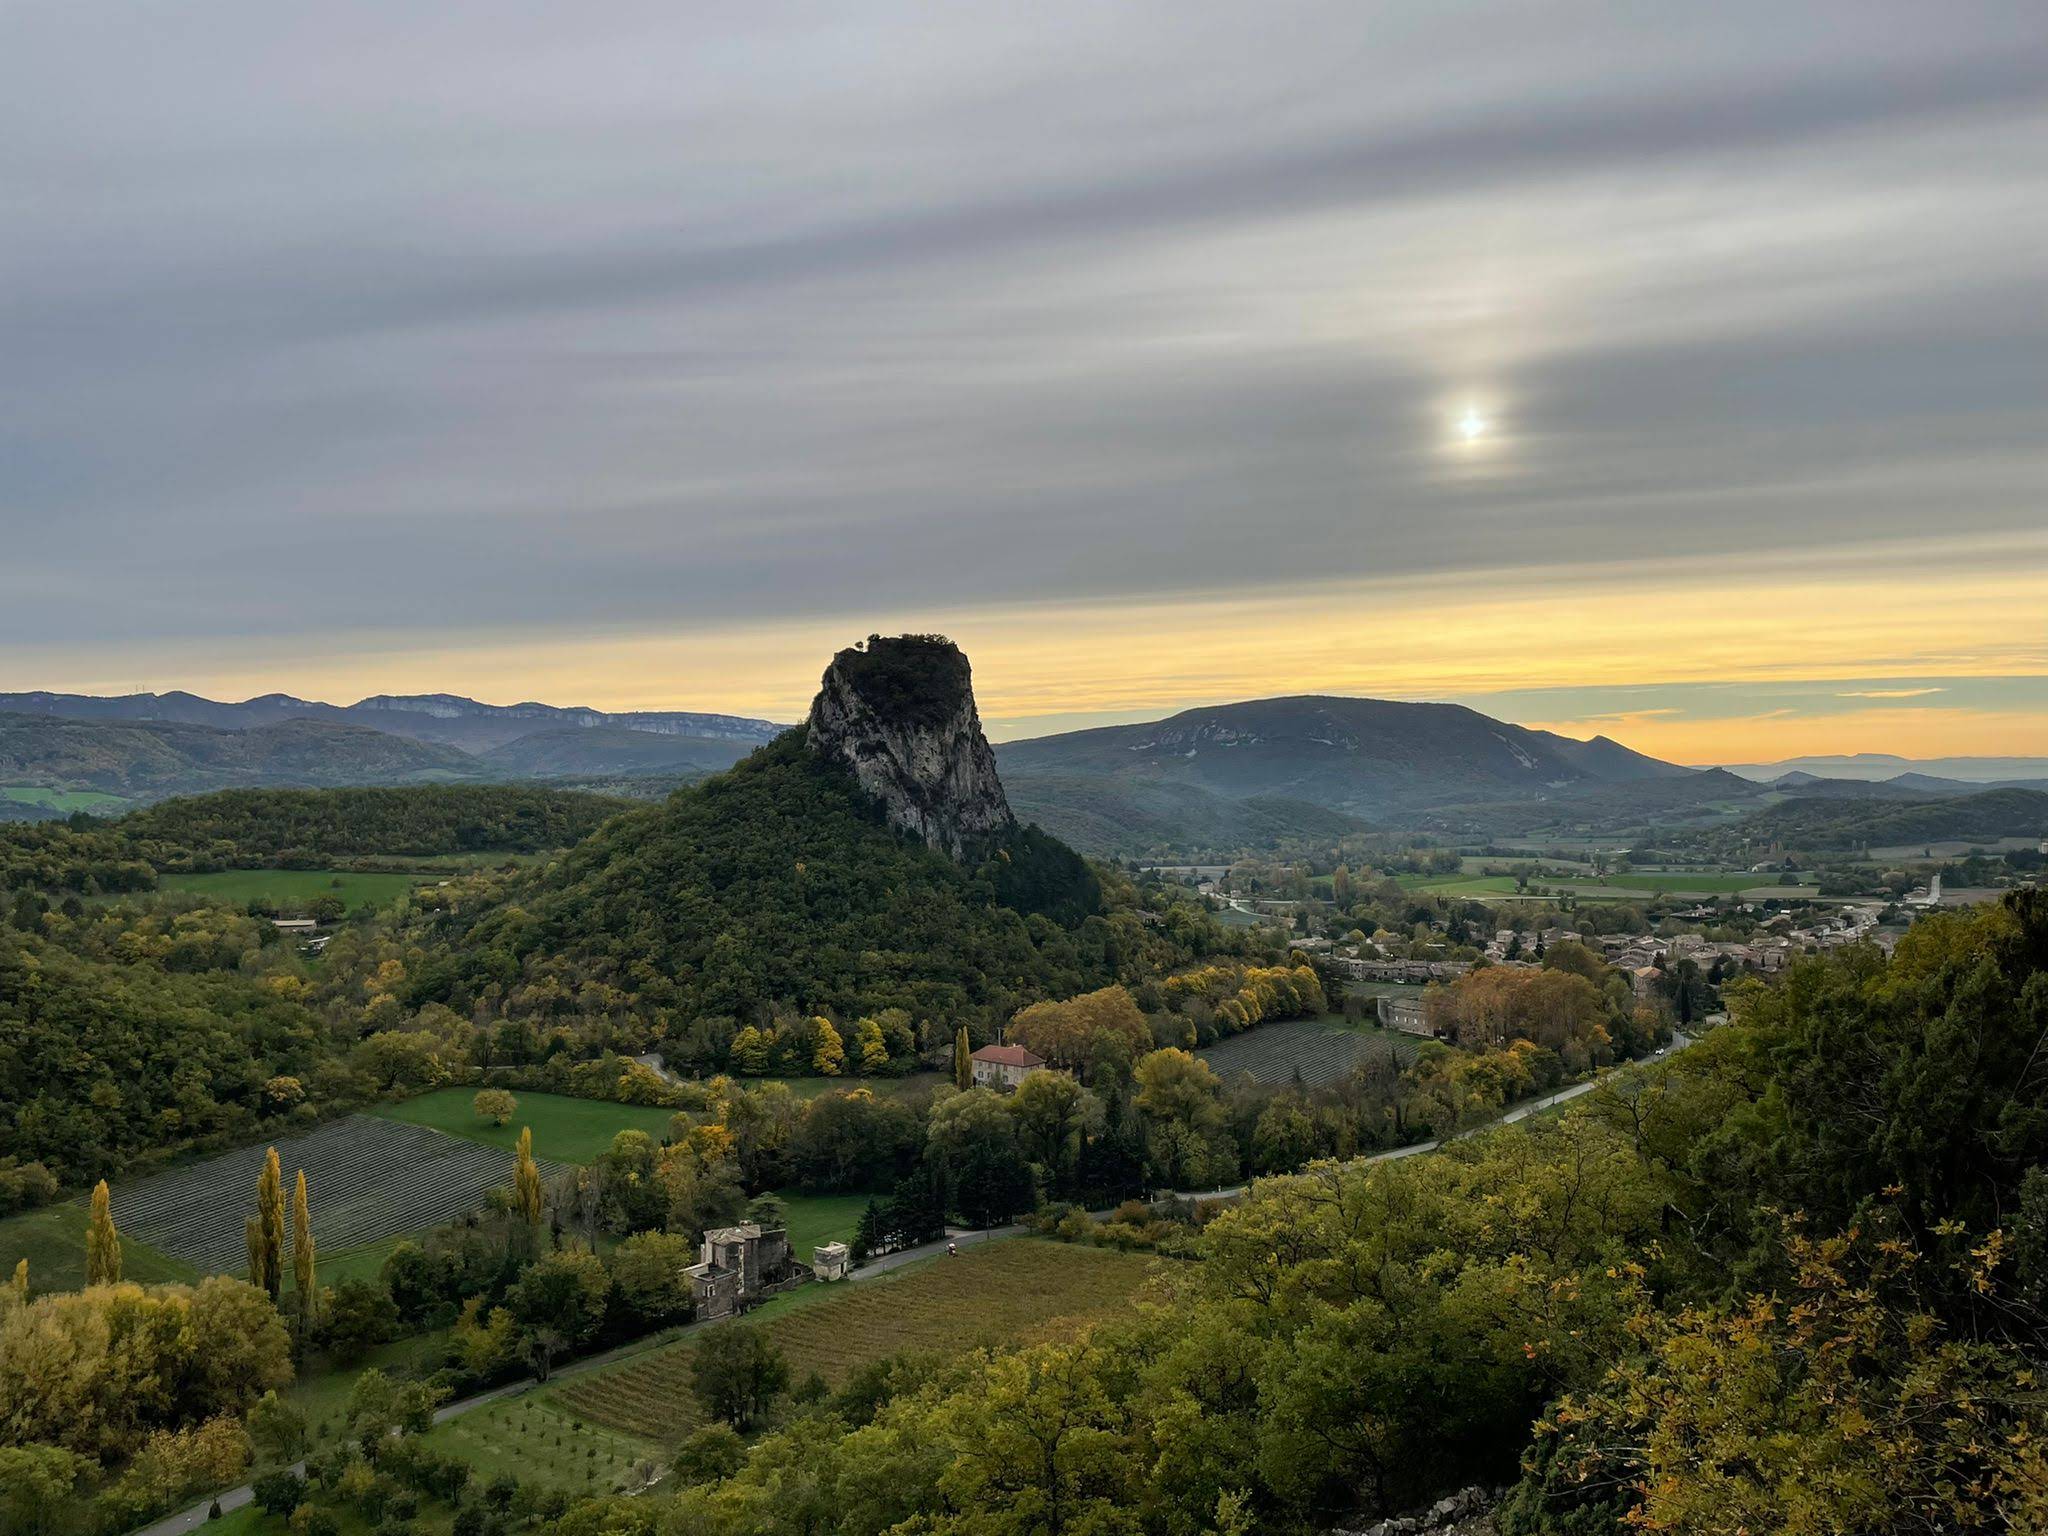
<box><xmin>805</xmin><ymin>635</ymin><xmax>1016</xmax><ymax>860</ymax></box>
<box><xmin>1333</xmin><ymin>1487</ymin><xmax>1501</xmax><ymax>1536</ymax></box>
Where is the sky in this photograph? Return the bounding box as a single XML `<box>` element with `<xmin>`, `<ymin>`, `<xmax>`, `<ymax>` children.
<box><xmin>4</xmin><ymin>1</ymin><xmax>2045</xmax><ymax>762</ymax></box>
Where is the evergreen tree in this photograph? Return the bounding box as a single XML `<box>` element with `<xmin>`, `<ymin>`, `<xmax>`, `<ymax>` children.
<box><xmin>953</xmin><ymin>1026</ymin><xmax>972</xmax><ymax>1090</ymax></box>
<box><xmin>256</xmin><ymin>1146</ymin><xmax>285</xmax><ymax>1300</ymax></box>
<box><xmin>852</xmin><ymin>1198</ymin><xmax>882</xmax><ymax>1262</ymax></box>
<box><xmin>85</xmin><ymin>1180</ymin><xmax>121</xmax><ymax>1285</ymax></box>
<box><xmin>292</xmin><ymin>1169</ymin><xmax>318</xmax><ymax>1328</ymax></box>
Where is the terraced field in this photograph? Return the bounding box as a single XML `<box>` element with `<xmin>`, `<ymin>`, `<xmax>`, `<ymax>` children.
<box><xmin>551</xmin><ymin>1239</ymin><xmax>1155</xmax><ymax>1443</ymax></box>
<box><xmin>104</xmin><ymin>1116</ymin><xmax>570</xmax><ymax>1274</ymax></box>
<box><xmin>1199</xmin><ymin>1016</ymin><xmax>1421</xmax><ymax>1086</ymax></box>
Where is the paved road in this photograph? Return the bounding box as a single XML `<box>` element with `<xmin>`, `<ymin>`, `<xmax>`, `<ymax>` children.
<box><xmin>131</xmin><ymin>1223</ymin><xmax>1019</xmax><ymax>1536</ymax></box>
<box><xmin>1157</xmin><ymin>1029</ymin><xmax>1695</xmax><ymax>1206</ymax></box>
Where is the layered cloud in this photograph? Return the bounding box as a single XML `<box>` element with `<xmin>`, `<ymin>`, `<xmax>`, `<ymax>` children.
<box><xmin>2</xmin><ymin>2</ymin><xmax>2044</xmax><ymax>761</ymax></box>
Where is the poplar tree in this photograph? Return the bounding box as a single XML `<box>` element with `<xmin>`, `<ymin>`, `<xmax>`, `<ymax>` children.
<box><xmin>953</xmin><ymin>1026</ymin><xmax>973</xmax><ymax>1090</ymax></box>
<box><xmin>247</xmin><ymin>1216</ymin><xmax>265</xmax><ymax>1290</ymax></box>
<box><xmin>256</xmin><ymin>1147</ymin><xmax>285</xmax><ymax>1300</ymax></box>
<box><xmin>292</xmin><ymin>1169</ymin><xmax>317</xmax><ymax>1327</ymax></box>
<box><xmin>514</xmin><ymin>1126</ymin><xmax>545</xmax><ymax>1226</ymax></box>
<box><xmin>86</xmin><ymin>1180</ymin><xmax>121</xmax><ymax>1285</ymax></box>
<box><xmin>11</xmin><ymin>1258</ymin><xmax>26</xmax><ymax>1304</ymax></box>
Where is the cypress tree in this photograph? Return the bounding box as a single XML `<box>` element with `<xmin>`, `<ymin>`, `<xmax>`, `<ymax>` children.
<box><xmin>953</xmin><ymin>1026</ymin><xmax>972</xmax><ymax>1090</ymax></box>
<box><xmin>12</xmin><ymin>1257</ymin><xmax>27</xmax><ymax>1303</ymax></box>
<box><xmin>292</xmin><ymin>1169</ymin><xmax>317</xmax><ymax>1327</ymax></box>
<box><xmin>256</xmin><ymin>1146</ymin><xmax>285</xmax><ymax>1300</ymax></box>
<box><xmin>86</xmin><ymin>1180</ymin><xmax>121</xmax><ymax>1286</ymax></box>
<box><xmin>514</xmin><ymin>1126</ymin><xmax>544</xmax><ymax>1226</ymax></box>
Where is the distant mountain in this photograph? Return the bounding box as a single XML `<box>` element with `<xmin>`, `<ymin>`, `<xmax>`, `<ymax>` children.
<box><xmin>0</xmin><ymin>712</ymin><xmax>474</xmax><ymax>798</ymax></box>
<box><xmin>1720</xmin><ymin>752</ymin><xmax>2048</xmax><ymax>784</ymax></box>
<box><xmin>996</xmin><ymin>695</ymin><xmax>1689</xmax><ymax>821</ymax></box>
<box><xmin>0</xmin><ymin>689</ymin><xmax>785</xmax><ymax>754</ymax></box>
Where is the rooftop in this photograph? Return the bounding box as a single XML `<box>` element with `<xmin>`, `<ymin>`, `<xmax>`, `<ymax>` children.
<box><xmin>971</xmin><ymin>1043</ymin><xmax>1045</xmax><ymax>1068</ymax></box>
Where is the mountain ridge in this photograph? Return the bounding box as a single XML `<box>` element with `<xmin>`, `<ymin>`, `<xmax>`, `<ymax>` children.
<box><xmin>0</xmin><ymin>688</ymin><xmax>785</xmax><ymax>754</ymax></box>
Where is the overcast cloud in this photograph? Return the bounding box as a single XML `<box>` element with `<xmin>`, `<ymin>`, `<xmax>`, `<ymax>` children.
<box><xmin>2</xmin><ymin>1</ymin><xmax>2045</xmax><ymax>753</ymax></box>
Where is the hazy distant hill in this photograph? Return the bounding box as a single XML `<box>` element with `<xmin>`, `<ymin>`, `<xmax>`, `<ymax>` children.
<box><xmin>997</xmin><ymin>695</ymin><xmax>1687</xmax><ymax>821</ymax></box>
<box><xmin>0</xmin><ymin>712</ymin><xmax>474</xmax><ymax>798</ymax></box>
<box><xmin>0</xmin><ymin>688</ymin><xmax>784</xmax><ymax>754</ymax></box>
<box><xmin>1720</xmin><ymin>751</ymin><xmax>2048</xmax><ymax>784</ymax></box>
<box><xmin>474</xmin><ymin>726</ymin><xmax>757</xmax><ymax>778</ymax></box>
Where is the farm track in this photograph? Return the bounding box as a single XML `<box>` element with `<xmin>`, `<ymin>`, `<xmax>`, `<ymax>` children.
<box><xmin>105</xmin><ymin>1116</ymin><xmax>570</xmax><ymax>1273</ymax></box>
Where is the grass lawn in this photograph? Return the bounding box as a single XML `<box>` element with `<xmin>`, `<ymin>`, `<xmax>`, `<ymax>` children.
<box><xmin>1</xmin><ymin>785</ymin><xmax>130</xmax><ymax>812</ymax></box>
<box><xmin>769</xmin><ymin>1188</ymin><xmax>870</xmax><ymax>1262</ymax></box>
<box><xmin>0</xmin><ymin>1203</ymin><xmax>195</xmax><ymax>1294</ymax></box>
<box><xmin>157</xmin><ymin>868</ymin><xmax>427</xmax><ymax>914</ymax></box>
<box><xmin>371</xmin><ymin>1088</ymin><xmax>676</xmax><ymax>1165</ymax></box>
<box><xmin>551</xmin><ymin>1238</ymin><xmax>1155</xmax><ymax>1444</ymax></box>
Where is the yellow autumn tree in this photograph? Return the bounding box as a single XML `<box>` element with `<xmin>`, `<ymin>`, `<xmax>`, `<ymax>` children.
<box><xmin>255</xmin><ymin>1147</ymin><xmax>285</xmax><ymax>1300</ymax></box>
<box><xmin>85</xmin><ymin>1180</ymin><xmax>121</xmax><ymax>1286</ymax></box>
<box><xmin>514</xmin><ymin>1126</ymin><xmax>545</xmax><ymax>1226</ymax></box>
<box><xmin>291</xmin><ymin>1169</ymin><xmax>317</xmax><ymax>1328</ymax></box>
<box><xmin>811</xmin><ymin>1017</ymin><xmax>845</xmax><ymax>1076</ymax></box>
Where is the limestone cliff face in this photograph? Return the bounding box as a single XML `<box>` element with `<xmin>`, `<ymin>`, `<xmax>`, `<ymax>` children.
<box><xmin>805</xmin><ymin>635</ymin><xmax>1016</xmax><ymax>860</ymax></box>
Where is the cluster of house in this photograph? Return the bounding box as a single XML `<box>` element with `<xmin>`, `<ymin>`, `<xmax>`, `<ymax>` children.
<box><xmin>1327</xmin><ymin>955</ymin><xmax>1473</xmax><ymax>985</ymax></box>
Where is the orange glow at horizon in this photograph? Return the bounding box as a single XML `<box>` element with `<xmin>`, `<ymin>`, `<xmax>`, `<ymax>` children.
<box><xmin>14</xmin><ymin>541</ymin><xmax>2048</xmax><ymax>765</ymax></box>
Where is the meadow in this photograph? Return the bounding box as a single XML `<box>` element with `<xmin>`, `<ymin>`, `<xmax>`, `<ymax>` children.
<box><xmin>0</xmin><ymin>1202</ymin><xmax>195</xmax><ymax>1294</ymax></box>
<box><xmin>157</xmin><ymin>867</ymin><xmax>428</xmax><ymax>913</ymax></box>
<box><xmin>0</xmin><ymin>784</ymin><xmax>129</xmax><ymax>812</ymax></box>
<box><xmin>372</xmin><ymin>1087</ymin><xmax>678</xmax><ymax>1164</ymax></box>
<box><xmin>549</xmin><ymin>1238</ymin><xmax>1156</xmax><ymax>1443</ymax></box>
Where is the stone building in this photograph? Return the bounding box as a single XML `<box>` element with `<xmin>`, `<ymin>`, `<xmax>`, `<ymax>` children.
<box><xmin>684</xmin><ymin>1222</ymin><xmax>798</xmax><ymax>1320</ymax></box>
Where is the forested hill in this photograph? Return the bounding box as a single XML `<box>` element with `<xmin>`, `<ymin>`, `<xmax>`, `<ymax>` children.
<box><xmin>363</xmin><ymin>731</ymin><xmax>1151</xmax><ymax>1051</ymax></box>
<box><xmin>1734</xmin><ymin>786</ymin><xmax>2048</xmax><ymax>849</ymax></box>
<box><xmin>117</xmin><ymin>785</ymin><xmax>634</xmax><ymax>861</ymax></box>
<box><xmin>0</xmin><ymin>711</ymin><xmax>474</xmax><ymax>797</ymax></box>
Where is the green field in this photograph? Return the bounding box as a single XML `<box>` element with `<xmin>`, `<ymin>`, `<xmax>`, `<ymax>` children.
<box><xmin>769</xmin><ymin>1188</ymin><xmax>870</xmax><ymax>1261</ymax></box>
<box><xmin>1</xmin><ymin>785</ymin><xmax>130</xmax><ymax>812</ymax></box>
<box><xmin>0</xmin><ymin>1203</ymin><xmax>196</xmax><ymax>1294</ymax></box>
<box><xmin>550</xmin><ymin>1238</ymin><xmax>1155</xmax><ymax>1443</ymax></box>
<box><xmin>371</xmin><ymin>1088</ymin><xmax>677</xmax><ymax>1165</ymax></box>
<box><xmin>158</xmin><ymin>867</ymin><xmax>428</xmax><ymax>913</ymax></box>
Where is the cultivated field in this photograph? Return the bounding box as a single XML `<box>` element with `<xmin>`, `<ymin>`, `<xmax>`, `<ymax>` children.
<box><xmin>373</xmin><ymin>1087</ymin><xmax>678</xmax><ymax>1164</ymax></box>
<box><xmin>156</xmin><ymin>867</ymin><xmax>429</xmax><ymax>913</ymax></box>
<box><xmin>422</xmin><ymin>1392</ymin><xmax>662</xmax><ymax>1494</ymax></box>
<box><xmin>103</xmin><ymin>1116</ymin><xmax>569</xmax><ymax>1274</ymax></box>
<box><xmin>1199</xmin><ymin>1016</ymin><xmax>1420</xmax><ymax>1087</ymax></box>
<box><xmin>550</xmin><ymin>1239</ymin><xmax>1155</xmax><ymax>1443</ymax></box>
